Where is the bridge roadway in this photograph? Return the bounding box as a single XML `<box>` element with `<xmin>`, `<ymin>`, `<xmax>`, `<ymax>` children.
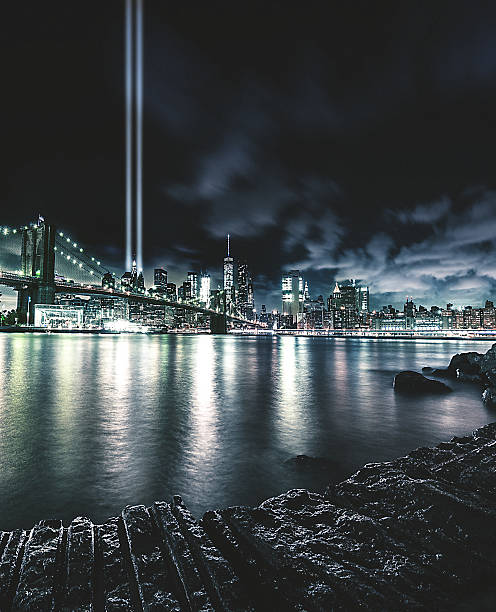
<box><xmin>0</xmin><ymin>270</ymin><xmax>262</xmax><ymax>328</ymax></box>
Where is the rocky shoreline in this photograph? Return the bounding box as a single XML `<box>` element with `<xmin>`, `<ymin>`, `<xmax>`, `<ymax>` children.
<box><xmin>0</xmin><ymin>420</ymin><xmax>494</xmax><ymax>610</ymax></box>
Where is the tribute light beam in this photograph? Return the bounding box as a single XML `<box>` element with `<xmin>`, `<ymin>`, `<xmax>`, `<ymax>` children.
<box><xmin>125</xmin><ymin>0</ymin><xmax>144</xmax><ymax>273</ymax></box>
<box><xmin>135</xmin><ymin>0</ymin><xmax>143</xmax><ymax>273</ymax></box>
<box><xmin>125</xmin><ymin>0</ymin><xmax>133</xmax><ymax>272</ymax></box>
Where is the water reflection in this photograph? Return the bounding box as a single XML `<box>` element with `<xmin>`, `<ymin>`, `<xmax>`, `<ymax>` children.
<box><xmin>0</xmin><ymin>334</ymin><xmax>494</xmax><ymax>530</ymax></box>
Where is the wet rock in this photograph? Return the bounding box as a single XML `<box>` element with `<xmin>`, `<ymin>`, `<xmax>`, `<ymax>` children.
<box><xmin>393</xmin><ymin>371</ymin><xmax>452</xmax><ymax>394</ymax></box>
<box><xmin>422</xmin><ymin>366</ymin><xmax>452</xmax><ymax>378</ymax></box>
<box><xmin>284</xmin><ymin>454</ymin><xmax>336</xmax><ymax>472</ymax></box>
<box><xmin>448</xmin><ymin>351</ymin><xmax>483</xmax><ymax>380</ymax></box>
<box><xmin>427</xmin><ymin>344</ymin><xmax>496</xmax><ymax>405</ymax></box>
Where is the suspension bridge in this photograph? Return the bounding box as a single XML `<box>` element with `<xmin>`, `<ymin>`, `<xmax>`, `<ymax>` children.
<box><xmin>0</xmin><ymin>220</ymin><xmax>261</xmax><ymax>333</ymax></box>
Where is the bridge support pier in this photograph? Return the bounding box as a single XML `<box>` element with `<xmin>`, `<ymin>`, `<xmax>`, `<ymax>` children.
<box><xmin>16</xmin><ymin>222</ymin><xmax>56</xmax><ymax>323</ymax></box>
<box><xmin>210</xmin><ymin>313</ymin><xmax>227</xmax><ymax>334</ymax></box>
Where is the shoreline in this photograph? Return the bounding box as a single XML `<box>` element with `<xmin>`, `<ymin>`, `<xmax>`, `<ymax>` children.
<box><xmin>2</xmin><ymin>326</ymin><xmax>496</xmax><ymax>341</ymax></box>
<box><xmin>0</xmin><ymin>422</ymin><xmax>495</xmax><ymax>610</ymax></box>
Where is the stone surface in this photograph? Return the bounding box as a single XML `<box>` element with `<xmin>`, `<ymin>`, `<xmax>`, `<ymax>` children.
<box><xmin>393</xmin><ymin>370</ymin><xmax>452</xmax><ymax>394</ymax></box>
<box><xmin>0</xmin><ymin>425</ymin><xmax>495</xmax><ymax>610</ymax></box>
<box><xmin>430</xmin><ymin>343</ymin><xmax>496</xmax><ymax>405</ymax></box>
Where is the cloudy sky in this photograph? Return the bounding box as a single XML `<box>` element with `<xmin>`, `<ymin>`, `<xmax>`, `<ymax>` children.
<box><xmin>2</xmin><ymin>1</ymin><xmax>496</xmax><ymax>310</ymax></box>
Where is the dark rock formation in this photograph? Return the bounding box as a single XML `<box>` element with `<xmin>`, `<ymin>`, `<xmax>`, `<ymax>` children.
<box><xmin>284</xmin><ymin>455</ymin><xmax>336</xmax><ymax>472</ymax></box>
<box><xmin>448</xmin><ymin>351</ymin><xmax>484</xmax><ymax>381</ymax></box>
<box><xmin>421</xmin><ymin>366</ymin><xmax>452</xmax><ymax>378</ymax></box>
<box><xmin>1</xmin><ymin>424</ymin><xmax>496</xmax><ymax>610</ymax></box>
<box><xmin>425</xmin><ymin>343</ymin><xmax>496</xmax><ymax>405</ymax></box>
<box><xmin>393</xmin><ymin>370</ymin><xmax>452</xmax><ymax>394</ymax></box>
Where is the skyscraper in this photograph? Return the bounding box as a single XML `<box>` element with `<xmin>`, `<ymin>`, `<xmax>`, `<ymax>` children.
<box><xmin>282</xmin><ymin>270</ymin><xmax>304</xmax><ymax>316</ymax></box>
<box><xmin>223</xmin><ymin>234</ymin><xmax>234</xmax><ymax>302</ymax></box>
<box><xmin>358</xmin><ymin>286</ymin><xmax>369</xmax><ymax>312</ymax></box>
<box><xmin>237</xmin><ymin>259</ymin><xmax>255</xmax><ymax>319</ymax></box>
<box><xmin>154</xmin><ymin>268</ymin><xmax>167</xmax><ymax>291</ymax></box>
<box><xmin>187</xmin><ymin>272</ymin><xmax>199</xmax><ymax>300</ymax></box>
<box><xmin>200</xmin><ymin>273</ymin><xmax>211</xmax><ymax>307</ymax></box>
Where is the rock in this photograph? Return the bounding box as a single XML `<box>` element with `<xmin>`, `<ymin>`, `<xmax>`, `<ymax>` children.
<box><xmin>457</xmin><ymin>370</ymin><xmax>484</xmax><ymax>384</ymax></box>
<box><xmin>284</xmin><ymin>455</ymin><xmax>336</xmax><ymax>471</ymax></box>
<box><xmin>427</xmin><ymin>344</ymin><xmax>496</xmax><ymax>405</ymax></box>
<box><xmin>422</xmin><ymin>366</ymin><xmax>452</xmax><ymax>378</ymax></box>
<box><xmin>447</xmin><ymin>351</ymin><xmax>483</xmax><ymax>379</ymax></box>
<box><xmin>393</xmin><ymin>371</ymin><xmax>452</xmax><ymax>394</ymax></box>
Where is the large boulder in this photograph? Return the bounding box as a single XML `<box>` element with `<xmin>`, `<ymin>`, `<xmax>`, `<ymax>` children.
<box><xmin>426</xmin><ymin>344</ymin><xmax>496</xmax><ymax>406</ymax></box>
<box><xmin>393</xmin><ymin>371</ymin><xmax>452</xmax><ymax>394</ymax></box>
<box><xmin>447</xmin><ymin>351</ymin><xmax>484</xmax><ymax>380</ymax></box>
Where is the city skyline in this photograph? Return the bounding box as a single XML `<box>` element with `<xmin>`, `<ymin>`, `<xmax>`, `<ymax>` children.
<box><xmin>2</xmin><ymin>3</ymin><xmax>496</xmax><ymax>311</ymax></box>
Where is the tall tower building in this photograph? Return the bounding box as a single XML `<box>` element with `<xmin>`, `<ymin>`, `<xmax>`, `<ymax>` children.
<box><xmin>200</xmin><ymin>273</ymin><xmax>211</xmax><ymax>307</ymax></box>
<box><xmin>358</xmin><ymin>286</ymin><xmax>369</xmax><ymax>312</ymax></box>
<box><xmin>187</xmin><ymin>272</ymin><xmax>199</xmax><ymax>300</ymax></box>
<box><xmin>154</xmin><ymin>268</ymin><xmax>167</xmax><ymax>291</ymax></box>
<box><xmin>237</xmin><ymin>259</ymin><xmax>255</xmax><ymax>319</ymax></box>
<box><xmin>282</xmin><ymin>270</ymin><xmax>304</xmax><ymax>316</ymax></box>
<box><xmin>223</xmin><ymin>234</ymin><xmax>234</xmax><ymax>308</ymax></box>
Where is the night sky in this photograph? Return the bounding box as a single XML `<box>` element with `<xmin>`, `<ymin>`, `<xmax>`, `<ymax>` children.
<box><xmin>2</xmin><ymin>1</ymin><xmax>496</xmax><ymax>310</ymax></box>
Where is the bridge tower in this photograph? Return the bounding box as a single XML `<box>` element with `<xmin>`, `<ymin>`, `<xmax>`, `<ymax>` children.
<box><xmin>209</xmin><ymin>288</ymin><xmax>228</xmax><ymax>334</ymax></box>
<box><xmin>17</xmin><ymin>222</ymin><xmax>56</xmax><ymax>322</ymax></box>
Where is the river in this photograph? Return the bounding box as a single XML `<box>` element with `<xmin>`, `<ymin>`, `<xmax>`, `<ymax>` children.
<box><xmin>0</xmin><ymin>333</ymin><xmax>493</xmax><ymax>530</ymax></box>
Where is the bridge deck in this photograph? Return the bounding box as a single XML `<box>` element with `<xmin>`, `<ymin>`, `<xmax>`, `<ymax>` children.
<box><xmin>0</xmin><ymin>270</ymin><xmax>262</xmax><ymax>327</ymax></box>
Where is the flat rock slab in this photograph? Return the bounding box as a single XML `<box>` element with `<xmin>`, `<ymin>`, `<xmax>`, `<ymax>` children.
<box><xmin>0</xmin><ymin>424</ymin><xmax>495</xmax><ymax>610</ymax></box>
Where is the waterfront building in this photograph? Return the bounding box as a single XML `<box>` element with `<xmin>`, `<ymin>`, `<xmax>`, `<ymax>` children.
<box><xmin>282</xmin><ymin>270</ymin><xmax>304</xmax><ymax>317</ymax></box>
<box><xmin>101</xmin><ymin>297</ymin><xmax>128</xmax><ymax>325</ymax></box>
<box><xmin>303</xmin><ymin>296</ymin><xmax>325</xmax><ymax>329</ymax></box>
<box><xmin>483</xmin><ymin>301</ymin><xmax>496</xmax><ymax>328</ymax></box>
<box><xmin>34</xmin><ymin>304</ymin><xmax>84</xmax><ymax>329</ymax></box>
<box><xmin>329</xmin><ymin>280</ymin><xmax>359</xmax><ymax>329</ymax></box>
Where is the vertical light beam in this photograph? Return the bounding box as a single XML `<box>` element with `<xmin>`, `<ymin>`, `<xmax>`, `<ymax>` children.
<box><xmin>125</xmin><ymin>0</ymin><xmax>133</xmax><ymax>272</ymax></box>
<box><xmin>135</xmin><ymin>0</ymin><xmax>144</xmax><ymax>272</ymax></box>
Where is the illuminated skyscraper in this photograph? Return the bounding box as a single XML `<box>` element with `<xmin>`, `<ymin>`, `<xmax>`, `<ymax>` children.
<box><xmin>237</xmin><ymin>259</ymin><xmax>255</xmax><ymax>319</ymax></box>
<box><xmin>358</xmin><ymin>286</ymin><xmax>369</xmax><ymax>312</ymax></box>
<box><xmin>154</xmin><ymin>268</ymin><xmax>167</xmax><ymax>290</ymax></box>
<box><xmin>223</xmin><ymin>235</ymin><xmax>234</xmax><ymax>312</ymax></box>
<box><xmin>223</xmin><ymin>234</ymin><xmax>234</xmax><ymax>290</ymax></box>
<box><xmin>200</xmin><ymin>273</ymin><xmax>211</xmax><ymax>307</ymax></box>
<box><xmin>282</xmin><ymin>270</ymin><xmax>304</xmax><ymax>316</ymax></box>
<box><xmin>187</xmin><ymin>272</ymin><xmax>199</xmax><ymax>300</ymax></box>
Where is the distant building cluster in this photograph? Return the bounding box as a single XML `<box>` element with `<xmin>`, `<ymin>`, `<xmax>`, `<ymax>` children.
<box><xmin>10</xmin><ymin>235</ymin><xmax>496</xmax><ymax>332</ymax></box>
<box><xmin>37</xmin><ymin>236</ymin><xmax>256</xmax><ymax>330</ymax></box>
<box><xmin>262</xmin><ymin>272</ymin><xmax>369</xmax><ymax>330</ymax></box>
<box><xmin>371</xmin><ymin>299</ymin><xmax>496</xmax><ymax>331</ymax></box>
<box><xmin>269</xmin><ymin>268</ymin><xmax>496</xmax><ymax>331</ymax></box>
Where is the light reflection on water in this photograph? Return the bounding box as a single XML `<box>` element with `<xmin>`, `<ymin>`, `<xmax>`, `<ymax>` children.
<box><xmin>0</xmin><ymin>333</ymin><xmax>494</xmax><ymax>530</ymax></box>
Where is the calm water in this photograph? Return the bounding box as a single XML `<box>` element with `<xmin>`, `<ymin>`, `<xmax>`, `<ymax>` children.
<box><xmin>0</xmin><ymin>333</ymin><xmax>494</xmax><ymax>530</ymax></box>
